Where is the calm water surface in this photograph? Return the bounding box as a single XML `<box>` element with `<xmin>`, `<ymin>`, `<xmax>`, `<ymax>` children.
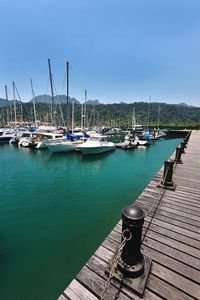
<box><xmin>0</xmin><ymin>138</ymin><xmax>181</xmax><ymax>300</ymax></box>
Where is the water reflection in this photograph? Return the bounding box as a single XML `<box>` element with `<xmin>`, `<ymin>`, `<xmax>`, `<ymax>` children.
<box><xmin>79</xmin><ymin>151</ymin><xmax>114</xmax><ymax>163</ymax></box>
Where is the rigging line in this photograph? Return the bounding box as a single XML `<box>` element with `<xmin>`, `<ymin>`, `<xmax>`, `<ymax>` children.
<box><xmin>14</xmin><ymin>83</ymin><xmax>24</xmax><ymax>123</ymax></box>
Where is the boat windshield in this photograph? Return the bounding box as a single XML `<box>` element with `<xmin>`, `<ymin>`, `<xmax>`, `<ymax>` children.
<box><xmin>89</xmin><ymin>136</ymin><xmax>108</xmax><ymax>142</ymax></box>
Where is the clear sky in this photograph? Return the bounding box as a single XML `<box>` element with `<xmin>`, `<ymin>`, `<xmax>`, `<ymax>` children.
<box><xmin>0</xmin><ymin>0</ymin><xmax>200</xmax><ymax>106</ymax></box>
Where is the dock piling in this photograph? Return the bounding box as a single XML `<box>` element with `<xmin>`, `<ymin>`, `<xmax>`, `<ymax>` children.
<box><xmin>105</xmin><ymin>204</ymin><xmax>151</xmax><ymax>297</ymax></box>
<box><xmin>181</xmin><ymin>141</ymin><xmax>186</xmax><ymax>154</ymax></box>
<box><xmin>118</xmin><ymin>204</ymin><xmax>145</xmax><ymax>277</ymax></box>
<box><xmin>158</xmin><ymin>159</ymin><xmax>176</xmax><ymax>190</ymax></box>
<box><xmin>174</xmin><ymin>146</ymin><xmax>183</xmax><ymax>164</ymax></box>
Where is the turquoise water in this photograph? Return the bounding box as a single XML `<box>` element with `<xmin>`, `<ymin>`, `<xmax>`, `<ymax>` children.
<box><xmin>0</xmin><ymin>138</ymin><xmax>181</xmax><ymax>300</ymax></box>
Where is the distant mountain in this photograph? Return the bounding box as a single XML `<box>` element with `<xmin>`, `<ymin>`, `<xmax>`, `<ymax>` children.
<box><xmin>86</xmin><ymin>99</ymin><xmax>101</xmax><ymax>105</ymax></box>
<box><xmin>178</xmin><ymin>102</ymin><xmax>188</xmax><ymax>106</ymax></box>
<box><xmin>0</xmin><ymin>98</ymin><xmax>9</xmax><ymax>108</ymax></box>
<box><xmin>30</xmin><ymin>94</ymin><xmax>80</xmax><ymax>104</ymax></box>
<box><xmin>1</xmin><ymin>99</ymin><xmax>200</xmax><ymax>127</ymax></box>
<box><xmin>0</xmin><ymin>98</ymin><xmax>21</xmax><ymax>107</ymax></box>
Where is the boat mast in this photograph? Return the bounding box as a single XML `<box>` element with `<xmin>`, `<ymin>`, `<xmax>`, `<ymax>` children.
<box><xmin>81</xmin><ymin>100</ymin><xmax>83</xmax><ymax>130</ymax></box>
<box><xmin>147</xmin><ymin>95</ymin><xmax>151</xmax><ymax>132</ymax></box>
<box><xmin>14</xmin><ymin>83</ymin><xmax>23</xmax><ymax>125</ymax></box>
<box><xmin>132</xmin><ymin>107</ymin><xmax>136</xmax><ymax>129</ymax></box>
<box><xmin>12</xmin><ymin>81</ymin><xmax>17</xmax><ymax>126</ymax></box>
<box><xmin>71</xmin><ymin>101</ymin><xmax>74</xmax><ymax>133</ymax></box>
<box><xmin>48</xmin><ymin>58</ymin><xmax>55</xmax><ymax>126</ymax></box>
<box><xmin>157</xmin><ymin>104</ymin><xmax>161</xmax><ymax>129</ymax></box>
<box><xmin>5</xmin><ymin>85</ymin><xmax>10</xmax><ymax>126</ymax></box>
<box><xmin>66</xmin><ymin>61</ymin><xmax>69</xmax><ymax>130</ymax></box>
<box><xmin>84</xmin><ymin>89</ymin><xmax>87</xmax><ymax>129</ymax></box>
<box><xmin>30</xmin><ymin>79</ymin><xmax>37</xmax><ymax>127</ymax></box>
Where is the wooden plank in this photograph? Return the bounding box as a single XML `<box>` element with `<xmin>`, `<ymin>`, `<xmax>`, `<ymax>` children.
<box><xmin>155</xmin><ymin>207</ymin><xmax>200</xmax><ymax>227</ymax></box>
<box><xmin>146</xmin><ymin>230</ymin><xmax>200</xmax><ymax>258</ymax></box>
<box><xmin>142</xmin><ymin>236</ymin><xmax>200</xmax><ymax>271</ymax></box>
<box><xmin>153</xmin><ymin>213</ymin><xmax>200</xmax><ymax>233</ymax></box>
<box><xmin>151</xmin><ymin>218</ymin><xmax>200</xmax><ymax>241</ymax></box>
<box><xmin>147</xmin><ymin>223</ymin><xmax>200</xmax><ymax>249</ymax></box>
<box><xmin>63</xmin><ymin>279</ymin><xmax>98</xmax><ymax>300</ymax></box>
<box><xmin>76</xmin><ymin>265</ymin><xmax>131</xmax><ymax>300</ymax></box>
<box><xmin>86</xmin><ymin>255</ymin><xmax>162</xmax><ymax>300</ymax></box>
<box><xmin>58</xmin><ymin>295</ymin><xmax>67</xmax><ymax>300</ymax></box>
<box><xmin>146</xmin><ymin>274</ymin><xmax>195</xmax><ymax>300</ymax></box>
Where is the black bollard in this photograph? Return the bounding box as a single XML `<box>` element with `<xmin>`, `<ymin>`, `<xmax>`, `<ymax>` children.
<box><xmin>118</xmin><ymin>205</ymin><xmax>145</xmax><ymax>278</ymax></box>
<box><xmin>183</xmin><ymin>138</ymin><xmax>187</xmax><ymax>147</ymax></box>
<box><xmin>181</xmin><ymin>141</ymin><xmax>186</xmax><ymax>154</ymax></box>
<box><xmin>174</xmin><ymin>147</ymin><xmax>183</xmax><ymax>164</ymax></box>
<box><xmin>158</xmin><ymin>159</ymin><xmax>176</xmax><ymax>190</ymax></box>
<box><xmin>105</xmin><ymin>204</ymin><xmax>151</xmax><ymax>297</ymax></box>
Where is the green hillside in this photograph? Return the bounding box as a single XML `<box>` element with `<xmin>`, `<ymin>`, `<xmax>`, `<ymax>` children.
<box><xmin>0</xmin><ymin>101</ymin><xmax>200</xmax><ymax>128</ymax></box>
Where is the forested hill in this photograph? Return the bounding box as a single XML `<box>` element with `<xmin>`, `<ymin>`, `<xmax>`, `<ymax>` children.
<box><xmin>0</xmin><ymin>101</ymin><xmax>200</xmax><ymax>127</ymax></box>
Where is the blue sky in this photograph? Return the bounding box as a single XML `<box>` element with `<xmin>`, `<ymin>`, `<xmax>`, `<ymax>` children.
<box><xmin>0</xmin><ymin>0</ymin><xmax>200</xmax><ymax>106</ymax></box>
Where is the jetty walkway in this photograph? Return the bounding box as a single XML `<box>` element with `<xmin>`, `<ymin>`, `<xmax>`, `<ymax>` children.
<box><xmin>58</xmin><ymin>131</ymin><xmax>200</xmax><ymax>300</ymax></box>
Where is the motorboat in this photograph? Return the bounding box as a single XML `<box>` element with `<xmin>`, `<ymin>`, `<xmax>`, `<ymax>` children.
<box><xmin>135</xmin><ymin>134</ymin><xmax>152</xmax><ymax>146</ymax></box>
<box><xmin>0</xmin><ymin>129</ymin><xmax>16</xmax><ymax>144</ymax></box>
<box><xmin>18</xmin><ymin>132</ymin><xmax>64</xmax><ymax>149</ymax></box>
<box><xmin>47</xmin><ymin>139</ymin><xmax>83</xmax><ymax>153</ymax></box>
<box><xmin>78</xmin><ymin>134</ymin><xmax>115</xmax><ymax>155</ymax></box>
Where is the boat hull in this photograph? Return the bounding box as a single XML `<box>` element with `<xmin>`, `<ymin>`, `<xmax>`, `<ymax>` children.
<box><xmin>47</xmin><ymin>142</ymin><xmax>77</xmax><ymax>153</ymax></box>
<box><xmin>80</xmin><ymin>145</ymin><xmax>115</xmax><ymax>155</ymax></box>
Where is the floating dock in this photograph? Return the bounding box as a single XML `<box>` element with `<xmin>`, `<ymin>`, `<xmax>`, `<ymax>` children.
<box><xmin>58</xmin><ymin>130</ymin><xmax>200</xmax><ymax>300</ymax></box>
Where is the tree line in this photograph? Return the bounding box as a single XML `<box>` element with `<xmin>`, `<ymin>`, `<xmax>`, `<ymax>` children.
<box><xmin>0</xmin><ymin>101</ymin><xmax>200</xmax><ymax>128</ymax></box>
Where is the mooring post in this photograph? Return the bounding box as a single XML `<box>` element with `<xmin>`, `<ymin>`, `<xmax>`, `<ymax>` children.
<box><xmin>110</xmin><ymin>204</ymin><xmax>152</xmax><ymax>296</ymax></box>
<box><xmin>174</xmin><ymin>147</ymin><xmax>183</xmax><ymax>164</ymax></box>
<box><xmin>183</xmin><ymin>137</ymin><xmax>187</xmax><ymax>148</ymax></box>
<box><xmin>118</xmin><ymin>205</ymin><xmax>145</xmax><ymax>278</ymax></box>
<box><xmin>181</xmin><ymin>141</ymin><xmax>186</xmax><ymax>154</ymax></box>
<box><xmin>158</xmin><ymin>159</ymin><xmax>176</xmax><ymax>190</ymax></box>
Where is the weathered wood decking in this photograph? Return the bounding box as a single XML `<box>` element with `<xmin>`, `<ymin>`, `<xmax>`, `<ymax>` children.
<box><xmin>58</xmin><ymin>131</ymin><xmax>200</xmax><ymax>300</ymax></box>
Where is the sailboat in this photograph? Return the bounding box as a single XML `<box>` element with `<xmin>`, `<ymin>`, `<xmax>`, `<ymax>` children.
<box><xmin>153</xmin><ymin>105</ymin><xmax>166</xmax><ymax>139</ymax></box>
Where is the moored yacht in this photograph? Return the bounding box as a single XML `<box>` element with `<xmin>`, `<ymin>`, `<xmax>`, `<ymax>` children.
<box><xmin>78</xmin><ymin>134</ymin><xmax>115</xmax><ymax>155</ymax></box>
<box><xmin>0</xmin><ymin>129</ymin><xmax>16</xmax><ymax>144</ymax></box>
<box><xmin>18</xmin><ymin>132</ymin><xmax>64</xmax><ymax>149</ymax></box>
<box><xmin>47</xmin><ymin>139</ymin><xmax>83</xmax><ymax>153</ymax></box>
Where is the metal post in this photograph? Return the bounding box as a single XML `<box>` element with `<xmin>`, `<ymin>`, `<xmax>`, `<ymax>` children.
<box><xmin>118</xmin><ymin>205</ymin><xmax>145</xmax><ymax>277</ymax></box>
<box><xmin>181</xmin><ymin>141</ymin><xmax>185</xmax><ymax>154</ymax></box>
<box><xmin>174</xmin><ymin>147</ymin><xmax>182</xmax><ymax>164</ymax></box>
<box><xmin>106</xmin><ymin>204</ymin><xmax>151</xmax><ymax>297</ymax></box>
<box><xmin>158</xmin><ymin>159</ymin><xmax>176</xmax><ymax>190</ymax></box>
<box><xmin>183</xmin><ymin>137</ymin><xmax>187</xmax><ymax>147</ymax></box>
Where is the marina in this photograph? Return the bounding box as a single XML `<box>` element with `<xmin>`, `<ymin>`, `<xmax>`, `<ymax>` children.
<box><xmin>58</xmin><ymin>130</ymin><xmax>200</xmax><ymax>300</ymax></box>
<box><xmin>0</xmin><ymin>134</ymin><xmax>183</xmax><ymax>300</ymax></box>
<box><xmin>1</xmin><ymin>2</ymin><xmax>200</xmax><ymax>299</ymax></box>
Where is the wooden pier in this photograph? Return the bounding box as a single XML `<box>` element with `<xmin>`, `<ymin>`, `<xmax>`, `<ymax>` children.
<box><xmin>58</xmin><ymin>131</ymin><xmax>200</xmax><ymax>300</ymax></box>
